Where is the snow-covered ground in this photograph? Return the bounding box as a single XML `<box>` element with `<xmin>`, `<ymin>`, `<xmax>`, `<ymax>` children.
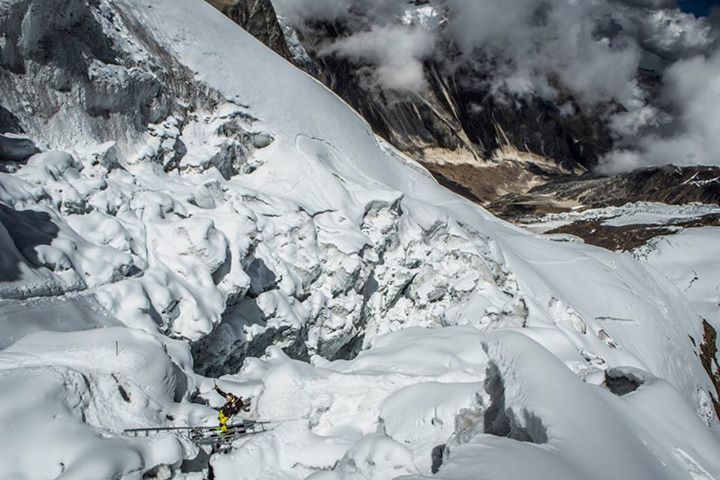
<box><xmin>208</xmin><ymin>328</ymin><xmax>720</xmax><ymax>480</ymax></box>
<box><xmin>634</xmin><ymin>227</ymin><xmax>720</xmax><ymax>331</ymax></box>
<box><xmin>523</xmin><ymin>201</ymin><xmax>720</xmax><ymax>233</ymax></box>
<box><xmin>0</xmin><ymin>0</ymin><xmax>719</xmax><ymax>479</ymax></box>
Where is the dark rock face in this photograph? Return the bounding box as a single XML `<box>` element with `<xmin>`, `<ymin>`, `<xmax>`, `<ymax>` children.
<box><xmin>448</xmin><ymin>76</ymin><xmax>612</xmax><ymax>171</ymax></box>
<box><xmin>0</xmin><ymin>105</ymin><xmax>22</xmax><ymax>134</ymax></box>
<box><xmin>290</xmin><ymin>29</ymin><xmax>613</xmax><ymax>173</ymax></box>
<box><xmin>0</xmin><ymin>135</ymin><xmax>39</xmax><ymax>163</ymax></box>
<box><xmin>206</xmin><ymin>0</ymin><xmax>291</xmax><ymax>59</ymax></box>
<box><xmin>206</xmin><ymin>7</ymin><xmax>614</xmax><ymax>179</ymax></box>
<box><xmin>0</xmin><ymin>0</ymin><xmax>170</xmax><ymax>148</ymax></box>
<box><xmin>699</xmin><ymin>320</ymin><xmax>720</xmax><ymax>419</ymax></box>
<box><xmin>307</xmin><ymin>54</ymin><xmax>477</xmax><ymax>159</ymax></box>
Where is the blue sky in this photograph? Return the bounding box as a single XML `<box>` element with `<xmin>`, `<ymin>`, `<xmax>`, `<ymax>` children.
<box><xmin>678</xmin><ymin>0</ymin><xmax>719</xmax><ymax>16</ymax></box>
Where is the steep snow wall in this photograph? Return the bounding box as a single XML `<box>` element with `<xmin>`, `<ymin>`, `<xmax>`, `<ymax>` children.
<box><xmin>0</xmin><ymin>0</ymin><xmax>718</xmax><ymax>478</ymax></box>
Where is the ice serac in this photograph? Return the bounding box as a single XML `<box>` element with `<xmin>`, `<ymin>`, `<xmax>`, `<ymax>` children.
<box><xmin>0</xmin><ymin>0</ymin><xmax>719</xmax><ymax>478</ymax></box>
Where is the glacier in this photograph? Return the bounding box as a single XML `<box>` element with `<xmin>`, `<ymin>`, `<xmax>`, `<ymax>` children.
<box><xmin>0</xmin><ymin>0</ymin><xmax>718</xmax><ymax>478</ymax></box>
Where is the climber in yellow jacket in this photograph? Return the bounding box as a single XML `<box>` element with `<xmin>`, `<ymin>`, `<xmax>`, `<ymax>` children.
<box><xmin>214</xmin><ymin>385</ymin><xmax>251</xmax><ymax>434</ymax></box>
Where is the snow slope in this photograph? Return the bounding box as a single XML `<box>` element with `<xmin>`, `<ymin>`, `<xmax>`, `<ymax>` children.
<box><xmin>635</xmin><ymin>227</ymin><xmax>720</xmax><ymax>331</ymax></box>
<box><xmin>0</xmin><ymin>0</ymin><xmax>718</xmax><ymax>478</ymax></box>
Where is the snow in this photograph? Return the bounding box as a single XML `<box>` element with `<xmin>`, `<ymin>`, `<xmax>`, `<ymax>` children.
<box><xmin>0</xmin><ymin>0</ymin><xmax>718</xmax><ymax>478</ymax></box>
<box><xmin>211</xmin><ymin>328</ymin><xmax>720</xmax><ymax>480</ymax></box>
<box><xmin>634</xmin><ymin>227</ymin><xmax>720</xmax><ymax>331</ymax></box>
<box><xmin>0</xmin><ymin>294</ymin><xmax>120</xmax><ymax>349</ymax></box>
<box><xmin>524</xmin><ymin>201</ymin><xmax>720</xmax><ymax>232</ymax></box>
<box><xmin>406</xmin><ymin>331</ymin><xmax>720</xmax><ymax>480</ymax></box>
<box><xmin>210</xmin><ymin>328</ymin><xmax>488</xmax><ymax>479</ymax></box>
<box><xmin>401</xmin><ymin>4</ymin><xmax>440</xmax><ymax>28</ymax></box>
<box><xmin>0</xmin><ymin>327</ymin><xmax>209</xmax><ymax>479</ymax></box>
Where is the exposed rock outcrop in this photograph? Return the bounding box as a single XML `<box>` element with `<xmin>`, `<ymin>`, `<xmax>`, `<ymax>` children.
<box><xmin>699</xmin><ymin>320</ymin><xmax>720</xmax><ymax>418</ymax></box>
<box><xmin>206</xmin><ymin>0</ymin><xmax>291</xmax><ymax>59</ymax></box>
<box><xmin>0</xmin><ymin>134</ymin><xmax>39</xmax><ymax>164</ymax></box>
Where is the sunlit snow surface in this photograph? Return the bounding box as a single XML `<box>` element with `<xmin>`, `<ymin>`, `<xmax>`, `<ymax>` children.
<box><xmin>635</xmin><ymin>227</ymin><xmax>720</xmax><ymax>331</ymax></box>
<box><xmin>0</xmin><ymin>0</ymin><xmax>718</xmax><ymax>478</ymax></box>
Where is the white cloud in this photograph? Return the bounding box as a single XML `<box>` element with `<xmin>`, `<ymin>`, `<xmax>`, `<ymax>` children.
<box><xmin>320</xmin><ymin>25</ymin><xmax>435</xmax><ymax>92</ymax></box>
<box><xmin>275</xmin><ymin>0</ymin><xmax>720</xmax><ymax>172</ymax></box>
<box><xmin>599</xmin><ymin>49</ymin><xmax>720</xmax><ymax>172</ymax></box>
<box><xmin>444</xmin><ymin>0</ymin><xmax>650</xmax><ymax>105</ymax></box>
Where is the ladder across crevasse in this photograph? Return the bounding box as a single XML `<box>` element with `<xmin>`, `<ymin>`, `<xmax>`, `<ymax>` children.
<box><xmin>124</xmin><ymin>420</ymin><xmax>269</xmax><ymax>446</ymax></box>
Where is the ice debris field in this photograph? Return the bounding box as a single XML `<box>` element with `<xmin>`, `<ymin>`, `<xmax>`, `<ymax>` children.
<box><xmin>0</xmin><ymin>0</ymin><xmax>719</xmax><ymax>478</ymax></box>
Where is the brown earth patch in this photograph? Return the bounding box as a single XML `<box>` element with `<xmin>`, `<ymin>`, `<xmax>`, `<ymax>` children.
<box><xmin>421</xmin><ymin>160</ymin><xmax>557</xmax><ymax>205</ymax></box>
<box><xmin>545</xmin><ymin>214</ymin><xmax>720</xmax><ymax>251</ymax></box>
<box><xmin>699</xmin><ymin>320</ymin><xmax>720</xmax><ymax>418</ymax></box>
